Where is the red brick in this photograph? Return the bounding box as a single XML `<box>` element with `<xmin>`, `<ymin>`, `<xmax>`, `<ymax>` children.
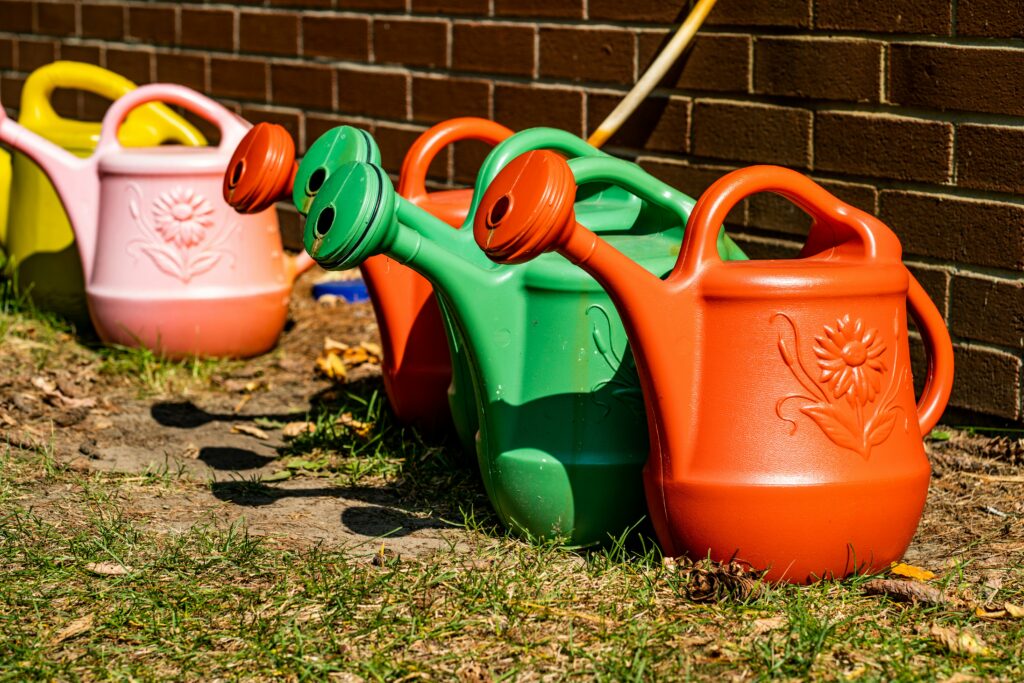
<box><xmin>889</xmin><ymin>43</ymin><xmax>1024</xmax><ymax>117</ymax></box>
<box><xmin>539</xmin><ymin>27</ymin><xmax>634</xmax><ymax>85</ymax></box>
<box><xmin>879</xmin><ymin>190</ymin><xmax>1024</xmax><ymax>271</ymax></box>
<box><xmin>268</xmin><ymin>0</ymin><xmax>331</xmax><ymax>7</ymax></box>
<box><xmin>814</xmin><ymin>112</ymin><xmax>952</xmax><ymax>184</ymax></box>
<box><xmin>691</xmin><ymin>100</ymin><xmax>811</xmax><ymax>167</ymax></box>
<box><xmin>905</xmin><ymin>264</ymin><xmax>949</xmax><ymax>318</ymax></box>
<box><xmin>127</xmin><ymin>5</ymin><xmax>177</xmax><ymax>46</ymax></box>
<box><xmin>272</xmin><ymin>63</ymin><xmax>334</xmax><ymax>109</ymax></box>
<box><xmin>950</xmin><ymin>275</ymin><xmax>1024</xmax><ymax>349</ymax></box>
<box><xmin>180</xmin><ymin>8</ymin><xmax>235</xmax><ymax>52</ymax></box>
<box><xmin>638</xmin><ymin>33</ymin><xmax>750</xmax><ymax>93</ymax></box>
<box><xmin>0</xmin><ymin>1</ymin><xmax>33</xmax><ymax>32</ymax></box>
<box><xmin>412</xmin><ymin>75</ymin><xmax>490</xmax><ymax>123</ymax></box>
<box><xmin>705</xmin><ymin>0</ymin><xmax>811</xmax><ymax>28</ymax></box>
<box><xmin>375</xmin><ymin>18</ymin><xmax>448</xmax><ymax>69</ymax></box>
<box><xmin>637</xmin><ymin>158</ymin><xmax>747</xmax><ymax>224</ymax></box>
<box><xmin>956</xmin><ymin>124</ymin><xmax>1024</xmax><ymax>195</ymax></box>
<box><xmin>155</xmin><ymin>52</ymin><xmax>206</xmax><ymax>92</ymax></box>
<box><xmin>276</xmin><ymin>203</ymin><xmax>304</xmax><ymax>252</ymax></box>
<box><xmin>59</xmin><ymin>44</ymin><xmax>101</xmax><ymax>67</ymax></box>
<box><xmin>452</xmin><ymin>22</ymin><xmax>535</xmax><ymax>77</ymax></box>
<box><xmin>816</xmin><ymin>0</ymin><xmax>951</xmax><ymax>35</ymax></box>
<box><xmin>303</xmin><ymin>14</ymin><xmax>369</xmax><ymax>61</ymax></box>
<box><xmin>0</xmin><ymin>38</ymin><xmax>15</xmax><ymax>70</ymax></box>
<box><xmin>755</xmin><ymin>38</ymin><xmax>882</xmax><ymax>103</ymax></box>
<box><xmin>1</xmin><ymin>75</ymin><xmax>25</xmax><ymax>110</ymax></box>
<box><xmin>105</xmin><ymin>48</ymin><xmax>152</xmax><ymax>84</ymax></box>
<box><xmin>375</xmin><ymin>123</ymin><xmax>448</xmax><ymax>183</ymax></box>
<box><xmin>337</xmin><ymin>0</ymin><xmax>403</xmax><ymax>10</ymax></box>
<box><xmin>959</xmin><ymin>0</ymin><xmax>1024</xmax><ymax>38</ymax></box>
<box><xmin>494</xmin><ymin>83</ymin><xmax>582</xmax><ymax>136</ymax></box>
<box><xmin>947</xmin><ymin>345</ymin><xmax>1020</xmax><ymax>420</ymax></box>
<box><xmin>412</xmin><ymin>0</ymin><xmax>487</xmax><ymax>15</ymax></box>
<box><xmin>81</xmin><ymin>2</ymin><xmax>123</xmax><ymax>41</ymax></box>
<box><xmin>34</xmin><ymin>1</ymin><xmax>77</xmax><ymax>36</ymax></box>
<box><xmin>211</xmin><ymin>57</ymin><xmax>266</xmax><ymax>101</ymax></box>
<box><xmin>16</xmin><ymin>38</ymin><xmax>56</xmax><ymax>72</ymax></box>
<box><xmin>453</xmin><ymin>139</ymin><xmax>497</xmax><ymax>185</ymax></box>
<box><xmin>589</xmin><ymin>0</ymin><xmax>691</xmax><ymax>22</ymax></box>
<box><xmin>336</xmin><ymin>67</ymin><xmax>406</xmax><ymax>119</ymax></box>
<box><xmin>240</xmin><ymin>11</ymin><xmax>299</xmax><ymax>56</ymax></box>
<box><xmin>494</xmin><ymin>0</ymin><xmax>582</xmax><ymax>19</ymax></box>
<box><xmin>587</xmin><ymin>94</ymin><xmax>690</xmax><ymax>153</ymax></box>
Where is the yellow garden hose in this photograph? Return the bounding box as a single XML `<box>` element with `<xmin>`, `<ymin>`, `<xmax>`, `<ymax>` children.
<box><xmin>588</xmin><ymin>0</ymin><xmax>719</xmax><ymax>148</ymax></box>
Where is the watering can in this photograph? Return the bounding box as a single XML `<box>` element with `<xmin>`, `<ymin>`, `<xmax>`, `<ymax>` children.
<box><xmin>224</xmin><ymin>117</ymin><xmax>514</xmax><ymax>430</ymax></box>
<box><xmin>302</xmin><ymin>126</ymin><xmax>747</xmax><ymax>546</ymax></box>
<box><xmin>475</xmin><ymin>154</ymin><xmax>955</xmax><ymax>581</ymax></box>
<box><xmin>0</xmin><ymin>62</ymin><xmax>206</xmax><ymax>325</ymax></box>
<box><xmin>0</xmin><ymin>83</ymin><xmax>313</xmax><ymax>358</ymax></box>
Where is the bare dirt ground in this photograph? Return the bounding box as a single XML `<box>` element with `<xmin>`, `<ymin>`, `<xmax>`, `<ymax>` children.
<box><xmin>2</xmin><ymin>270</ymin><xmax>479</xmax><ymax>559</ymax></box>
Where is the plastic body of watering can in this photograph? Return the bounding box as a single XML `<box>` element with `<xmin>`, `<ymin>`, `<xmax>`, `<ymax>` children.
<box><xmin>223</xmin><ymin>117</ymin><xmax>514</xmax><ymax>430</ymax></box>
<box><xmin>1</xmin><ymin>62</ymin><xmax>206</xmax><ymax>325</ymax></box>
<box><xmin>476</xmin><ymin>154</ymin><xmax>954</xmax><ymax>581</ymax></box>
<box><xmin>303</xmin><ymin>126</ymin><xmax>747</xmax><ymax>546</ymax></box>
<box><xmin>0</xmin><ymin>83</ymin><xmax>313</xmax><ymax>358</ymax></box>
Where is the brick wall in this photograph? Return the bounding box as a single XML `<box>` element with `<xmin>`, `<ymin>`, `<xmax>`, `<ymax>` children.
<box><xmin>1</xmin><ymin>0</ymin><xmax>1022</xmax><ymax>424</ymax></box>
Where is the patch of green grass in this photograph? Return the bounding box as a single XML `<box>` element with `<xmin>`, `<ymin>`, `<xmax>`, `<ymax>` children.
<box><xmin>95</xmin><ymin>343</ymin><xmax>227</xmax><ymax>396</ymax></box>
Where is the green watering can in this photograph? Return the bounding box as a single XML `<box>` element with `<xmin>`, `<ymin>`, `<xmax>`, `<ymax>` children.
<box><xmin>301</xmin><ymin>126</ymin><xmax>748</xmax><ymax>545</ymax></box>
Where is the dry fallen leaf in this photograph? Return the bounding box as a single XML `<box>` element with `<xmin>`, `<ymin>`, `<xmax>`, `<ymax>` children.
<box><xmin>360</xmin><ymin>341</ymin><xmax>382</xmax><ymax>359</ymax></box>
<box><xmin>863</xmin><ymin>579</ymin><xmax>950</xmax><ymax>606</ymax></box>
<box><xmin>92</xmin><ymin>418</ymin><xmax>113</xmax><ymax>431</ymax></box>
<box><xmin>85</xmin><ymin>561</ymin><xmax>133</xmax><ymax>576</ymax></box>
<box><xmin>51</xmin><ymin>613</ymin><xmax>94</xmax><ymax>645</ymax></box>
<box><xmin>336</xmin><ymin>413</ymin><xmax>373</xmax><ymax>438</ymax></box>
<box><xmin>456</xmin><ymin>661</ymin><xmax>490</xmax><ymax>683</ymax></box>
<box><xmin>182</xmin><ymin>443</ymin><xmax>200</xmax><ymax>459</ymax></box>
<box><xmin>929</xmin><ymin>624</ymin><xmax>991</xmax><ymax>657</ymax></box>
<box><xmin>890</xmin><ymin>562</ymin><xmax>936</xmax><ymax>581</ymax></box>
<box><xmin>231</xmin><ymin>424</ymin><xmax>269</xmax><ymax>440</ymax></box>
<box><xmin>316</xmin><ymin>352</ymin><xmax>348</xmax><ymax>380</ymax></box>
<box><xmin>1005</xmin><ymin>602</ymin><xmax>1024</xmax><ymax>618</ymax></box>
<box><xmin>283</xmin><ymin>421</ymin><xmax>316</xmax><ymax>439</ymax></box>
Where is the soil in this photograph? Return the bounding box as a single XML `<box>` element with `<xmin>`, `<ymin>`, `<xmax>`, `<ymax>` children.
<box><xmin>1</xmin><ymin>270</ymin><xmax>472</xmax><ymax>558</ymax></box>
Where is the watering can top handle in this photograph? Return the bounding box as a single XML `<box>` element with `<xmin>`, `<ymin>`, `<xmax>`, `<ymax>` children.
<box><xmin>674</xmin><ymin>165</ymin><xmax>899</xmax><ymax>278</ymax></box>
<box><xmin>398</xmin><ymin>117</ymin><xmax>514</xmax><ymax>200</ymax></box>
<box><xmin>97</xmin><ymin>84</ymin><xmax>248</xmax><ymax>155</ymax></box>
<box><xmin>20</xmin><ymin>62</ymin><xmax>205</xmax><ymax>146</ymax></box>
<box><xmin>678</xmin><ymin>165</ymin><xmax>954</xmax><ymax>433</ymax></box>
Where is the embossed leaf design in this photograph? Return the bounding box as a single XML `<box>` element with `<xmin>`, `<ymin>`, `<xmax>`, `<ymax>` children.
<box><xmin>128</xmin><ymin>197</ymin><xmax>141</xmax><ymax>221</ymax></box>
<box><xmin>139</xmin><ymin>245</ymin><xmax>185</xmax><ymax>280</ymax></box>
<box><xmin>800</xmin><ymin>404</ymin><xmax>862</xmax><ymax>454</ymax></box>
<box><xmin>865</xmin><ymin>408</ymin><xmax>899</xmax><ymax>447</ymax></box>
<box><xmin>186</xmin><ymin>251</ymin><xmax>224</xmax><ymax>281</ymax></box>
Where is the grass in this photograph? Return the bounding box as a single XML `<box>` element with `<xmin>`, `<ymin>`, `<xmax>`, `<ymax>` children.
<box><xmin>2</xmin><ymin>284</ymin><xmax>1024</xmax><ymax>680</ymax></box>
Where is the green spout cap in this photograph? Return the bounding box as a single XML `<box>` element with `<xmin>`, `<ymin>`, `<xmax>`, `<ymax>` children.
<box><xmin>294</xmin><ymin>126</ymin><xmax>380</xmax><ymax>215</ymax></box>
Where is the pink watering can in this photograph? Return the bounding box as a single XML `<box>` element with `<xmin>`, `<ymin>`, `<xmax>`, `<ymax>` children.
<box><xmin>0</xmin><ymin>84</ymin><xmax>314</xmax><ymax>358</ymax></box>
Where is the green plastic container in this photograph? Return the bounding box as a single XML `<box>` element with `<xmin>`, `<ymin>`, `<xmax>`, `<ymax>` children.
<box><xmin>302</xmin><ymin>127</ymin><xmax>747</xmax><ymax>545</ymax></box>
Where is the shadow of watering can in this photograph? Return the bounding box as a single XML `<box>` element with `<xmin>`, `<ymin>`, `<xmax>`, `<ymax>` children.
<box><xmin>301</xmin><ymin>126</ymin><xmax>747</xmax><ymax>546</ymax></box>
<box><xmin>475</xmin><ymin>152</ymin><xmax>955</xmax><ymax>580</ymax></box>
<box><xmin>0</xmin><ymin>83</ymin><xmax>313</xmax><ymax>358</ymax></box>
<box><xmin>0</xmin><ymin>62</ymin><xmax>206</xmax><ymax>327</ymax></box>
<box><xmin>223</xmin><ymin>117</ymin><xmax>513</xmax><ymax>430</ymax></box>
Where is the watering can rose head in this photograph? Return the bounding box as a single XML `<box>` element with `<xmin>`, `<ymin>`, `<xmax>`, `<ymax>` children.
<box><xmin>474</xmin><ymin>150</ymin><xmax>579</xmax><ymax>265</ymax></box>
<box><xmin>303</xmin><ymin>161</ymin><xmax>398</xmax><ymax>271</ymax></box>
<box><xmin>222</xmin><ymin>124</ymin><xmax>380</xmax><ymax>217</ymax></box>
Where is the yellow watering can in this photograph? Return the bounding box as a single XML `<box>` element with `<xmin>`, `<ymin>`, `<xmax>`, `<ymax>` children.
<box><xmin>0</xmin><ymin>61</ymin><xmax>205</xmax><ymax>324</ymax></box>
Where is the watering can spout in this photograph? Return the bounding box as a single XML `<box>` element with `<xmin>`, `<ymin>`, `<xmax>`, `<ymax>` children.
<box><xmin>0</xmin><ymin>104</ymin><xmax>100</xmax><ymax>280</ymax></box>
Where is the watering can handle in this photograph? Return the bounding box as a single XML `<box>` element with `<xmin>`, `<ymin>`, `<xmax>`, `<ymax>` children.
<box><xmin>21</xmin><ymin>61</ymin><xmax>205</xmax><ymax>146</ymax></box>
<box><xmin>398</xmin><ymin>117</ymin><xmax>514</xmax><ymax>201</ymax></box>
<box><xmin>678</xmin><ymin>165</ymin><xmax>954</xmax><ymax>433</ymax></box>
<box><xmin>96</xmin><ymin>84</ymin><xmax>249</xmax><ymax>156</ymax></box>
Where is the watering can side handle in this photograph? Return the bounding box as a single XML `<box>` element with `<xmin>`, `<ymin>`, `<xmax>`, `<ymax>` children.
<box><xmin>97</xmin><ymin>84</ymin><xmax>250</xmax><ymax>156</ymax></box>
<box><xmin>907</xmin><ymin>274</ymin><xmax>955</xmax><ymax>434</ymax></box>
<box><xmin>288</xmin><ymin>250</ymin><xmax>316</xmax><ymax>282</ymax></box>
<box><xmin>19</xmin><ymin>61</ymin><xmax>136</xmax><ymax>129</ymax></box>
<box><xmin>398</xmin><ymin>117</ymin><xmax>514</xmax><ymax>202</ymax></box>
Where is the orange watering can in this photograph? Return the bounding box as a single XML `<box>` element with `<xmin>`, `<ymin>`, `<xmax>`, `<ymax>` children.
<box><xmin>224</xmin><ymin>117</ymin><xmax>513</xmax><ymax>429</ymax></box>
<box><xmin>475</xmin><ymin>154</ymin><xmax>955</xmax><ymax>582</ymax></box>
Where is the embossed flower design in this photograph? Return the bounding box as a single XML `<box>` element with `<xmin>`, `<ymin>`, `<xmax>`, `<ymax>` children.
<box><xmin>152</xmin><ymin>187</ymin><xmax>215</xmax><ymax>248</ymax></box>
<box><xmin>813</xmin><ymin>315</ymin><xmax>886</xmax><ymax>404</ymax></box>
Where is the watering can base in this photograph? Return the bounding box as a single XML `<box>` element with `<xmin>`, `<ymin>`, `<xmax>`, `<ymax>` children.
<box><xmin>88</xmin><ymin>288</ymin><xmax>290</xmax><ymax>359</ymax></box>
<box><xmin>658</xmin><ymin>471</ymin><xmax>930</xmax><ymax>583</ymax></box>
<box><xmin>490</xmin><ymin>447</ymin><xmax>648</xmax><ymax>548</ymax></box>
<box><xmin>382</xmin><ymin>363</ymin><xmax>453</xmax><ymax>432</ymax></box>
